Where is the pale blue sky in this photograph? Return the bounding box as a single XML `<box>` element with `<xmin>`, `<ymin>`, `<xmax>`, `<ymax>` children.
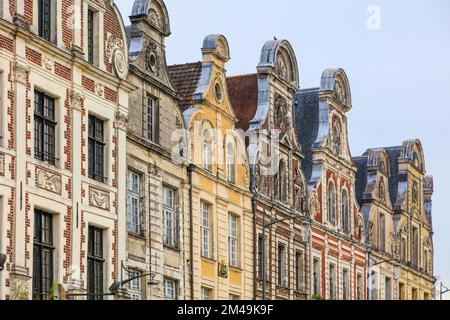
<box><xmin>117</xmin><ymin>0</ymin><xmax>450</xmax><ymax>297</ymax></box>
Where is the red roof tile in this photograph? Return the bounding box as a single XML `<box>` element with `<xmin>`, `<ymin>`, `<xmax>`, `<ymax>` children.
<box><xmin>168</xmin><ymin>62</ymin><xmax>203</xmax><ymax>111</ymax></box>
<box><xmin>227</xmin><ymin>74</ymin><xmax>258</xmax><ymax>132</ymax></box>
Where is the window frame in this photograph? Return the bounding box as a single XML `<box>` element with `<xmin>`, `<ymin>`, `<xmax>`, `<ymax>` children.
<box><xmin>163</xmin><ymin>186</ymin><xmax>179</xmax><ymax>249</ymax></box>
<box><xmin>32</xmin><ymin>209</ymin><xmax>54</xmax><ymax>300</ymax></box>
<box><xmin>128</xmin><ymin>271</ymin><xmax>142</xmax><ymax>300</ymax></box>
<box><xmin>228</xmin><ymin>214</ymin><xmax>239</xmax><ymax>268</ymax></box>
<box><xmin>144</xmin><ymin>95</ymin><xmax>156</xmax><ymax>142</ymax></box>
<box><xmin>88</xmin><ymin>115</ymin><xmax>106</xmax><ymax>183</ymax></box>
<box><xmin>277</xmin><ymin>243</ymin><xmax>287</xmax><ymax>287</ymax></box>
<box><xmin>295</xmin><ymin>251</ymin><xmax>304</xmax><ymax>292</ymax></box>
<box><xmin>328</xmin><ymin>181</ymin><xmax>336</xmax><ymax>226</ymax></box>
<box><xmin>34</xmin><ymin>90</ymin><xmax>57</xmax><ymax>165</ymax></box>
<box><xmin>164</xmin><ymin>278</ymin><xmax>177</xmax><ymax>300</ymax></box>
<box><xmin>341</xmin><ymin>189</ymin><xmax>349</xmax><ymax>233</ymax></box>
<box><xmin>38</xmin><ymin>0</ymin><xmax>52</xmax><ymax>41</ymax></box>
<box><xmin>329</xmin><ymin>263</ymin><xmax>336</xmax><ymax>300</ymax></box>
<box><xmin>127</xmin><ymin>170</ymin><xmax>141</xmax><ymax>235</ymax></box>
<box><xmin>378</xmin><ymin>212</ymin><xmax>386</xmax><ymax>252</ymax></box>
<box><xmin>226</xmin><ymin>142</ymin><xmax>236</xmax><ymax>183</ymax></box>
<box><xmin>200</xmin><ymin>201</ymin><xmax>212</xmax><ymax>259</ymax></box>
<box><xmin>313</xmin><ymin>258</ymin><xmax>321</xmax><ymax>297</ymax></box>
<box><xmin>87</xmin><ymin>226</ymin><xmax>104</xmax><ymax>300</ymax></box>
<box><xmin>87</xmin><ymin>9</ymin><xmax>95</xmax><ymax>65</ymax></box>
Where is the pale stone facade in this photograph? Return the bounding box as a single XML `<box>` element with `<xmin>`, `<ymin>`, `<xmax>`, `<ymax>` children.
<box><xmin>125</xmin><ymin>0</ymin><xmax>187</xmax><ymax>300</ymax></box>
<box><xmin>0</xmin><ymin>0</ymin><xmax>132</xmax><ymax>299</ymax></box>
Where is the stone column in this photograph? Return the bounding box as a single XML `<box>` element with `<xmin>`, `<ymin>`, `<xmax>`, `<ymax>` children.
<box><xmin>69</xmin><ymin>91</ymin><xmax>84</xmax><ymax>292</ymax></box>
<box><xmin>10</xmin><ymin>60</ymin><xmax>32</xmax><ymax>299</ymax></box>
<box><xmin>115</xmin><ymin>111</ymin><xmax>128</xmax><ymax>281</ymax></box>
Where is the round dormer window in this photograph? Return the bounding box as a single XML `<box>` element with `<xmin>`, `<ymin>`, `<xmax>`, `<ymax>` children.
<box><xmin>215</xmin><ymin>83</ymin><xmax>222</xmax><ymax>101</ymax></box>
<box><xmin>149</xmin><ymin>52</ymin><xmax>157</xmax><ymax>72</ymax></box>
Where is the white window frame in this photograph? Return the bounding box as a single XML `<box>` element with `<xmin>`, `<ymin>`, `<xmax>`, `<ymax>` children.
<box><xmin>164</xmin><ymin>278</ymin><xmax>177</xmax><ymax>300</ymax></box>
<box><xmin>128</xmin><ymin>271</ymin><xmax>142</xmax><ymax>300</ymax></box>
<box><xmin>277</xmin><ymin>243</ymin><xmax>287</xmax><ymax>287</ymax></box>
<box><xmin>313</xmin><ymin>258</ymin><xmax>321</xmax><ymax>297</ymax></box>
<box><xmin>295</xmin><ymin>251</ymin><xmax>304</xmax><ymax>292</ymax></box>
<box><xmin>163</xmin><ymin>187</ymin><xmax>178</xmax><ymax>248</ymax></box>
<box><xmin>200</xmin><ymin>201</ymin><xmax>212</xmax><ymax>259</ymax></box>
<box><xmin>127</xmin><ymin>170</ymin><xmax>141</xmax><ymax>235</ymax></box>
<box><xmin>201</xmin><ymin>287</ymin><xmax>212</xmax><ymax>300</ymax></box>
<box><xmin>343</xmin><ymin>269</ymin><xmax>350</xmax><ymax>300</ymax></box>
<box><xmin>226</xmin><ymin>142</ymin><xmax>236</xmax><ymax>183</ymax></box>
<box><xmin>145</xmin><ymin>96</ymin><xmax>155</xmax><ymax>141</ymax></box>
<box><xmin>202</xmin><ymin>130</ymin><xmax>213</xmax><ymax>172</ymax></box>
<box><xmin>329</xmin><ymin>264</ymin><xmax>336</xmax><ymax>300</ymax></box>
<box><xmin>228</xmin><ymin>214</ymin><xmax>239</xmax><ymax>268</ymax></box>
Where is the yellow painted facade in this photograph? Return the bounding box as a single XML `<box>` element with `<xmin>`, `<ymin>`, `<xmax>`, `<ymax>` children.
<box><xmin>178</xmin><ymin>35</ymin><xmax>253</xmax><ymax>300</ymax></box>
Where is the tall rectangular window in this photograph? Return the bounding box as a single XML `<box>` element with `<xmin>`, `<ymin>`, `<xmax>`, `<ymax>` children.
<box><xmin>128</xmin><ymin>271</ymin><xmax>142</xmax><ymax>300</ymax></box>
<box><xmin>144</xmin><ymin>96</ymin><xmax>155</xmax><ymax>141</ymax></box>
<box><xmin>34</xmin><ymin>91</ymin><xmax>56</xmax><ymax>165</ymax></box>
<box><xmin>313</xmin><ymin>258</ymin><xmax>321</xmax><ymax>297</ymax></box>
<box><xmin>385</xmin><ymin>277</ymin><xmax>392</xmax><ymax>300</ymax></box>
<box><xmin>295</xmin><ymin>251</ymin><xmax>304</xmax><ymax>292</ymax></box>
<box><xmin>357</xmin><ymin>273</ymin><xmax>364</xmax><ymax>300</ymax></box>
<box><xmin>163</xmin><ymin>187</ymin><xmax>179</xmax><ymax>248</ymax></box>
<box><xmin>401</xmin><ymin>237</ymin><xmax>407</xmax><ymax>262</ymax></box>
<box><xmin>88</xmin><ymin>115</ymin><xmax>105</xmax><ymax>182</ymax></box>
<box><xmin>87</xmin><ymin>226</ymin><xmax>104</xmax><ymax>300</ymax></box>
<box><xmin>33</xmin><ymin>210</ymin><xmax>54</xmax><ymax>300</ymax></box>
<box><xmin>127</xmin><ymin>171</ymin><xmax>141</xmax><ymax>235</ymax></box>
<box><xmin>228</xmin><ymin>214</ymin><xmax>238</xmax><ymax>268</ymax></box>
<box><xmin>87</xmin><ymin>9</ymin><xmax>95</xmax><ymax>64</ymax></box>
<box><xmin>200</xmin><ymin>201</ymin><xmax>212</xmax><ymax>259</ymax></box>
<box><xmin>399</xmin><ymin>282</ymin><xmax>406</xmax><ymax>300</ymax></box>
<box><xmin>343</xmin><ymin>269</ymin><xmax>350</xmax><ymax>300</ymax></box>
<box><xmin>412</xmin><ymin>287</ymin><xmax>418</xmax><ymax>300</ymax></box>
<box><xmin>277</xmin><ymin>243</ymin><xmax>287</xmax><ymax>287</ymax></box>
<box><xmin>38</xmin><ymin>0</ymin><xmax>52</xmax><ymax>41</ymax></box>
<box><xmin>329</xmin><ymin>264</ymin><xmax>336</xmax><ymax>300</ymax></box>
<box><xmin>379</xmin><ymin>213</ymin><xmax>386</xmax><ymax>252</ymax></box>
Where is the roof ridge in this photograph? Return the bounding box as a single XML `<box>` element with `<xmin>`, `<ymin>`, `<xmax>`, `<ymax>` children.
<box><xmin>168</xmin><ymin>61</ymin><xmax>202</xmax><ymax>69</ymax></box>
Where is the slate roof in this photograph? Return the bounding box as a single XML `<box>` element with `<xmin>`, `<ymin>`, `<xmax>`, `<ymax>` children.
<box><xmin>294</xmin><ymin>88</ymin><xmax>320</xmax><ymax>182</ymax></box>
<box><xmin>167</xmin><ymin>62</ymin><xmax>203</xmax><ymax>111</ymax></box>
<box><xmin>353</xmin><ymin>155</ymin><xmax>369</xmax><ymax>207</ymax></box>
<box><xmin>385</xmin><ymin>146</ymin><xmax>402</xmax><ymax>207</ymax></box>
<box><xmin>226</xmin><ymin>74</ymin><xmax>258</xmax><ymax>131</ymax></box>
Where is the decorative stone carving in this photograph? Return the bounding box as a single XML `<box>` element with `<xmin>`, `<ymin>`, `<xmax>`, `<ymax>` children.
<box><xmin>10</xmin><ymin>281</ymin><xmax>30</xmax><ymax>300</ymax></box>
<box><xmin>106</xmin><ymin>34</ymin><xmax>128</xmax><ymax>80</ymax></box>
<box><xmin>71</xmin><ymin>92</ymin><xmax>85</xmax><ymax>111</ymax></box>
<box><xmin>330</xmin><ymin>119</ymin><xmax>342</xmax><ymax>156</ymax></box>
<box><xmin>274</xmin><ymin>95</ymin><xmax>288</xmax><ymax>130</ymax></box>
<box><xmin>309</xmin><ymin>189</ymin><xmax>319</xmax><ymax>218</ymax></box>
<box><xmin>412</xmin><ymin>181</ymin><xmax>419</xmax><ymax>206</ymax></box>
<box><xmin>96</xmin><ymin>83</ymin><xmax>105</xmax><ymax>97</ymax></box>
<box><xmin>148</xmin><ymin>9</ymin><xmax>161</xmax><ymax>28</ymax></box>
<box><xmin>36</xmin><ymin>168</ymin><xmax>62</xmax><ymax>194</ymax></box>
<box><xmin>335</xmin><ymin>79</ymin><xmax>346</xmax><ymax>104</ymax></box>
<box><xmin>14</xmin><ymin>62</ymin><xmax>30</xmax><ymax>84</ymax></box>
<box><xmin>89</xmin><ymin>187</ymin><xmax>110</xmax><ymax>211</ymax></box>
<box><xmin>277</xmin><ymin>53</ymin><xmax>288</xmax><ymax>81</ymax></box>
<box><xmin>218</xmin><ymin>258</ymin><xmax>228</xmax><ymax>278</ymax></box>
<box><xmin>115</xmin><ymin>111</ymin><xmax>128</xmax><ymax>131</ymax></box>
<box><xmin>378</xmin><ymin>179</ymin><xmax>386</xmax><ymax>203</ymax></box>
<box><xmin>43</xmin><ymin>55</ymin><xmax>54</xmax><ymax>71</ymax></box>
<box><xmin>145</xmin><ymin>41</ymin><xmax>160</xmax><ymax>75</ymax></box>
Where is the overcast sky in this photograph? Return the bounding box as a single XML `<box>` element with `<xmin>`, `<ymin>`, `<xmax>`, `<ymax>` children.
<box><xmin>116</xmin><ymin>0</ymin><xmax>450</xmax><ymax>298</ymax></box>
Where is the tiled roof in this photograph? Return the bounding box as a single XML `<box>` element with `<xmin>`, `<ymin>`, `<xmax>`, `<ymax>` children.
<box><xmin>168</xmin><ymin>62</ymin><xmax>203</xmax><ymax>111</ymax></box>
<box><xmin>294</xmin><ymin>88</ymin><xmax>320</xmax><ymax>182</ymax></box>
<box><xmin>226</xmin><ymin>74</ymin><xmax>258</xmax><ymax>131</ymax></box>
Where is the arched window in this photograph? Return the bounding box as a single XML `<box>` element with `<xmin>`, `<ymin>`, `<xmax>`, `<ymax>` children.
<box><xmin>279</xmin><ymin>160</ymin><xmax>287</xmax><ymax>203</ymax></box>
<box><xmin>341</xmin><ymin>189</ymin><xmax>349</xmax><ymax>233</ymax></box>
<box><xmin>328</xmin><ymin>182</ymin><xmax>336</xmax><ymax>225</ymax></box>
<box><xmin>202</xmin><ymin>129</ymin><xmax>213</xmax><ymax>172</ymax></box>
<box><xmin>226</xmin><ymin>142</ymin><xmax>235</xmax><ymax>183</ymax></box>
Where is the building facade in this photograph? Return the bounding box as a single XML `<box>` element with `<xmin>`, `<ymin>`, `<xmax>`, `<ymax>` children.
<box><xmin>0</xmin><ymin>0</ymin><xmax>132</xmax><ymax>299</ymax></box>
<box><xmin>168</xmin><ymin>35</ymin><xmax>254</xmax><ymax>300</ymax></box>
<box><xmin>125</xmin><ymin>0</ymin><xmax>187</xmax><ymax>300</ymax></box>
<box><xmin>355</xmin><ymin>140</ymin><xmax>435</xmax><ymax>300</ymax></box>
<box><xmin>354</xmin><ymin>148</ymin><xmax>401</xmax><ymax>300</ymax></box>
<box><xmin>295</xmin><ymin>69</ymin><xmax>368</xmax><ymax>300</ymax></box>
<box><xmin>228</xmin><ymin>39</ymin><xmax>310</xmax><ymax>300</ymax></box>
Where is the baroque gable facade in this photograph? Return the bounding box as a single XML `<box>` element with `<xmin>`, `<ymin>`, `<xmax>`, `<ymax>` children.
<box><xmin>295</xmin><ymin>69</ymin><xmax>367</xmax><ymax>300</ymax></box>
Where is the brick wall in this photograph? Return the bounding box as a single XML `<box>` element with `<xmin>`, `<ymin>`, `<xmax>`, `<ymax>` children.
<box><xmin>63</xmin><ymin>89</ymin><xmax>72</xmax><ymax>171</ymax></box>
<box><xmin>26</xmin><ymin>47</ymin><xmax>42</xmax><ymax>66</ymax></box>
<box><xmin>0</xmin><ymin>35</ymin><xmax>14</xmax><ymax>52</ymax></box>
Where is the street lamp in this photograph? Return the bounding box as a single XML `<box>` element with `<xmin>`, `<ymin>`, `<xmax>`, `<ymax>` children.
<box><xmin>261</xmin><ymin>211</ymin><xmax>304</xmax><ymax>300</ymax></box>
<box><xmin>0</xmin><ymin>253</ymin><xmax>6</xmax><ymax>272</ymax></box>
<box><xmin>440</xmin><ymin>283</ymin><xmax>450</xmax><ymax>300</ymax></box>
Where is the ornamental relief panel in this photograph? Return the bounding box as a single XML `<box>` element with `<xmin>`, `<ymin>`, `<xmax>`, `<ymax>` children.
<box><xmin>330</xmin><ymin>119</ymin><xmax>343</xmax><ymax>157</ymax></box>
<box><xmin>106</xmin><ymin>34</ymin><xmax>128</xmax><ymax>80</ymax></box>
<box><xmin>89</xmin><ymin>186</ymin><xmax>111</xmax><ymax>211</ymax></box>
<box><xmin>35</xmin><ymin>167</ymin><xmax>62</xmax><ymax>194</ymax></box>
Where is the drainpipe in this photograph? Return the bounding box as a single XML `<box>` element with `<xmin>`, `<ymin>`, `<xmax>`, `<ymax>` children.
<box><xmin>250</xmin><ymin>164</ymin><xmax>257</xmax><ymax>300</ymax></box>
<box><xmin>187</xmin><ymin>164</ymin><xmax>196</xmax><ymax>300</ymax></box>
